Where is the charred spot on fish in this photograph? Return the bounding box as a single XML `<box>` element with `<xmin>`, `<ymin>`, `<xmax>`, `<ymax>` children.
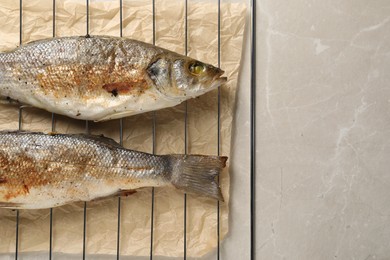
<box><xmin>111</xmin><ymin>89</ymin><xmax>118</xmax><ymax>97</ymax></box>
<box><xmin>23</xmin><ymin>183</ymin><xmax>29</xmax><ymax>194</ymax></box>
<box><xmin>119</xmin><ymin>190</ymin><xmax>137</xmax><ymax>197</ymax></box>
<box><xmin>103</xmin><ymin>82</ymin><xmax>134</xmax><ymax>95</ymax></box>
<box><xmin>76</xmin><ymin>112</ymin><xmax>81</xmax><ymax>117</ymax></box>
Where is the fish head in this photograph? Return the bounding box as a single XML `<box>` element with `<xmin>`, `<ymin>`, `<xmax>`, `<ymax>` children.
<box><xmin>146</xmin><ymin>54</ymin><xmax>227</xmax><ymax>99</ymax></box>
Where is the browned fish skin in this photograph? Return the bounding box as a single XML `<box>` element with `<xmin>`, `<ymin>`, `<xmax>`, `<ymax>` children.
<box><xmin>0</xmin><ymin>37</ymin><xmax>158</xmax><ymax>98</ymax></box>
<box><xmin>0</xmin><ymin>36</ymin><xmax>227</xmax><ymax>121</ymax></box>
<box><xmin>0</xmin><ymin>131</ymin><xmax>226</xmax><ymax>209</ymax></box>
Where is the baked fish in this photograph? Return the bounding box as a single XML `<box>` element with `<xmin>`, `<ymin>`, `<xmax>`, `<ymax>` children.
<box><xmin>0</xmin><ymin>131</ymin><xmax>227</xmax><ymax>209</ymax></box>
<box><xmin>0</xmin><ymin>35</ymin><xmax>226</xmax><ymax>121</ymax></box>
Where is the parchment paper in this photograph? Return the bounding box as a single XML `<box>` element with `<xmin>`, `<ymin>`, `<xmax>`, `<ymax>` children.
<box><xmin>0</xmin><ymin>0</ymin><xmax>246</xmax><ymax>257</ymax></box>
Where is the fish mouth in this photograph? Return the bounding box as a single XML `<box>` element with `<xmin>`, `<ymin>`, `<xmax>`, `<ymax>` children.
<box><xmin>183</xmin><ymin>68</ymin><xmax>227</xmax><ymax>99</ymax></box>
<box><xmin>209</xmin><ymin>69</ymin><xmax>227</xmax><ymax>90</ymax></box>
<box><xmin>210</xmin><ymin>77</ymin><xmax>227</xmax><ymax>89</ymax></box>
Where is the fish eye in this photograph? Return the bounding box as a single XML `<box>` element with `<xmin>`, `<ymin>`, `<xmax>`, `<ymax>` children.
<box><xmin>188</xmin><ymin>62</ymin><xmax>205</xmax><ymax>75</ymax></box>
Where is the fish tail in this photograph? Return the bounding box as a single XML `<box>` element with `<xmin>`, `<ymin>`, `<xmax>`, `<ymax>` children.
<box><xmin>168</xmin><ymin>155</ymin><xmax>228</xmax><ymax>201</ymax></box>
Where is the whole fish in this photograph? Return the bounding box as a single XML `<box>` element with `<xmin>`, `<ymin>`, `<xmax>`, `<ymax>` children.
<box><xmin>0</xmin><ymin>35</ymin><xmax>226</xmax><ymax>121</ymax></box>
<box><xmin>0</xmin><ymin>131</ymin><xmax>227</xmax><ymax>209</ymax></box>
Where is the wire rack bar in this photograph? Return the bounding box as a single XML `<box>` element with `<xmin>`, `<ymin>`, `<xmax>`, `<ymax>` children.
<box><xmin>14</xmin><ymin>1</ymin><xmax>23</xmax><ymax>259</ymax></box>
<box><xmin>16</xmin><ymin>106</ymin><xmax>23</xmax><ymax>260</ymax></box>
<box><xmin>217</xmin><ymin>0</ymin><xmax>221</xmax><ymax>259</ymax></box>
<box><xmin>116</xmin><ymin>196</ymin><xmax>121</xmax><ymax>259</ymax></box>
<box><xmin>250</xmin><ymin>0</ymin><xmax>256</xmax><ymax>259</ymax></box>
<box><xmin>83</xmin><ymin>0</ymin><xmax>90</xmax><ymax>258</ymax></box>
<box><xmin>116</xmin><ymin>118</ymin><xmax>123</xmax><ymax>260</ymax></box>
<box><xmin>150</xmin><ymin>0</ymin><xmax>156</xmax><ymax>259</ymax></box>
<box><xmin>52</xmin><ymin>0</ymin><xmax>56</xmax><ymax>39</ymax></box>
<box><xmin>86</xmin><ymin>0</ymin><xmax>90</xmax><ymax>36</ymax></box>
<box><xmin>82</xmin><ymin>201</ymin><xmax>87</xmax><ymax>260</ymax></box>
<box><xmin>49</xmin><ymin>1</ymin><xmax>56</xmax><ymax>259</ymax></box>
<box><xmin>183</xmin><ymin>0</ymin><xmax>188</xmax><ymax>258</ymax></box>
<box><xmin>14</xmin><ymin>79</ymin><xmax>21</xmax><ymax>258</ymax></box>
<box><xmin>83</xmin><ymin>120</ymin><xmax>90</xmax><ymax>260</ymax></box>
<box><xmin>49</xmin><ymin>204</ymin><xmax>53</xmax><ymax>260</ymax></box>
<box><xmin>19</xmin><ymin>0</ymin><xmax>22</xmax><ymax>46</ymax></box>
<box><xmin>150</xmin><ymin>186</ymin><xmax>155</xmax><ymax>260</ymax></box>
<box><xmin>15</xmin><ymin>209</ymin><xmax>19</xmax><ymax>260</ymax></box>
<box><xmin>49</xmin><ymin>206</ymin><xmax>53</xmax><ymax>260</ymax></box>
<box><xmin>116</xmin><ymin>0</ymin><xmax>124</xmax><ymax>258</ymax></box>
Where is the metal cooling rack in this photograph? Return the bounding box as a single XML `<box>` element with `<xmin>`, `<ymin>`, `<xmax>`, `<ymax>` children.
<box><xmin>11</xmin><ymin>0</ymin><xmax>257</xmax><ymax>259</ymax></box>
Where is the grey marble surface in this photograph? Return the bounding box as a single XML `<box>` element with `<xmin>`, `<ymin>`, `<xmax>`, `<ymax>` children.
<box><xmin>255</xmin><ymin>0</ymin><xmax>390</xmax><ymax>259</ymax></box>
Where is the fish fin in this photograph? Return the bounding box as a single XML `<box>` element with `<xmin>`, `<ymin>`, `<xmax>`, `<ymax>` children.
<box><xmin>22</xmin><ymin>37</ymin><xmax>52</xmax><ymax>46</ymax></box>
<box><xmin>72</xmin><ymin>134</ymin><xmax>122</xmax><ymax>148</ymax></box>
<box><xmin>90</xmin><ymin>189</ymin><xmax>137</xmax><ymax>203</ymax></box>
<box><xmin>0</xmin><ymin>202</ymin><xmax>23</xmax><ymax>209</ymax></box>
<box><xmin>94</xmin><ymin>110</ymin><xmax>137</xmax><ymax>122</ymax></box>
<box><xmin>168</xmin><ymin>155</ymin><xmax>228</xmax><ymax>201</ymax></box>
<box><xmin>0</xmin><ymin>96</ymin><xmax>21</xmax><ymax>106</ymax></box>
<box><xmin>117</xmin><ymin>189</ymin><xmax>137</xmax><ymax>197</ymax></box>
<box><xmin>0</xmin><ymin>131</ymin><xmax>122</xmax><ymax>148</ymax></box>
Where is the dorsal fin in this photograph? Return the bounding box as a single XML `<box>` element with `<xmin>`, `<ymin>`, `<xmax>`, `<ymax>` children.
<box><xmin>0</xmin><ymin>130</ymin><xmax>123</xmax><ymax>148</ymax></box>
<box><xmin>72</xmin><ymin>134</ymin><xmax>122</xmax><ymax>148</ymax></box>
<box><xmin>0</xmin><ymin>202</ymin><xmax>23</xmax><ymax>209</ymax></box>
